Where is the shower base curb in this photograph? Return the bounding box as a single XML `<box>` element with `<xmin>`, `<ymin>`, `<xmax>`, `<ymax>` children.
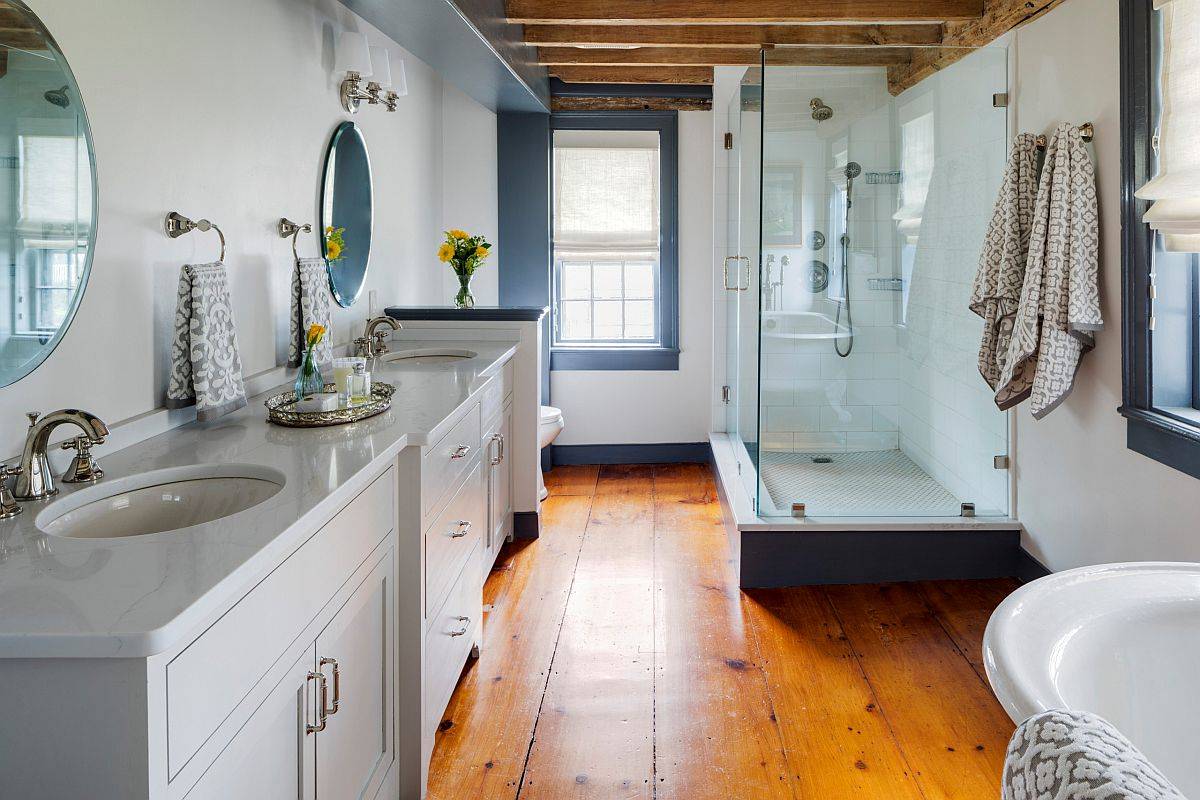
<box><xmin>710</xmin><ymin>434</ymin><xmax>1025</xmax><ymax>587</ymax></box>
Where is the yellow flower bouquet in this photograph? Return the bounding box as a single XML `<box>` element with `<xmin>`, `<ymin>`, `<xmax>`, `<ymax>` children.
<box><xmin>439</xmin><ymin>228</ymin><xmax>491</xmax><ymax>308</ymax></box>
<box><xmin>324</xmin><ymin>226</ymin><xmax>346</xmax><ymax>263</ymax></box>
<box><xmin>294</xmin><ymin>323</ymin><xmax>328</xmax><ymax>398</ymax></box>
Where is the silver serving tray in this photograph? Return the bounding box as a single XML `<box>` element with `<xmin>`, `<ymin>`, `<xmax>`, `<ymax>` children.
<box><xmin>265</xmin><ymin>382</ymin><xmax>395</xmax><ymax>428</ymax></box>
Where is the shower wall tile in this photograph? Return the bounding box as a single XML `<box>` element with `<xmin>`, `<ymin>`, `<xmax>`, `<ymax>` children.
<box><xmin>846</xmin><ymin>431</ymin><xmax>898</xmax><ymax>451</ymax></box>
<box><xmin>793</xmin><ymin>432</ymin><xmax>847</xmax><ymax>452</ymax></box>
<box><xmin>766</xmin><ymin>405</ymin><xmax>820</xmax><ymax>433</ymax></box>
<box><xmin>820</xmin><ymin>405</ymin><xmax>874</xmax><ymax>432</ymax></box>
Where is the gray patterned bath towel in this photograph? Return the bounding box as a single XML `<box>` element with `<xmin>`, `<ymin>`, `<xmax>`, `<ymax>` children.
<box><xmin>995</xmin><ymin>123</ymin><xmax>1101</xmax><ymax>417</ymax></box>
<box><xmin>1004</xmin><ymin>709</ymin><xmax>1185</xmax><ymax>800</ymax></box>
<box><xmin>166</xmin><ymin>262</ymin><xmax>247</xmax><ymax>421</ymax></box>
<box><xmin>971</xmin><ymin>133</ymin><xmax>1040</xmax><ymax>394</ymax></box>
<box><xmin>287</xmin><ymin>257</ymin><xmax>333</xmax><ymax>368</ymax></box>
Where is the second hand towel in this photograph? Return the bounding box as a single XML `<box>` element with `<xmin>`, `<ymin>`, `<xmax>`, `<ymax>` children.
<box><xmin>166</xmin><ymin>262</ymin><xmax>247</xmax><ymax>421</ymax></box>
<box><xmin>288</xmin><ymin>257</ymin><xmax>334</xmax><ymax>368</ymax></box>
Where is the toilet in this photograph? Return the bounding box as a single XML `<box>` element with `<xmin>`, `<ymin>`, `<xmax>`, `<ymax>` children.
<box><xmin>537</xmin><ymin>405</ymin><xmax>565</xmax><ymax>501</ymax></box>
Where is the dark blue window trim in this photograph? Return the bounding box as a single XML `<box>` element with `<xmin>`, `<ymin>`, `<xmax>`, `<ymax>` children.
<box><xmin>1118</xmin><ymin>0</ymin><xmax>1200</xmax><ymax>480</ymax></box>
<box><xmin>549</xmin><ymin>111</ymin><xmax>679</xmax><ymax>372</ymax></box>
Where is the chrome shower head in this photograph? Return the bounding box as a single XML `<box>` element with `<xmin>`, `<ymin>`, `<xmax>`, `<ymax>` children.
<box><xmin>809</xmin><ymin>97</ymin><xmax>833</xmax><ymax>122</ymax></box>
<box><xmin>43</xmin><ymin>85</ymin><xmax>69</xmax><ymax>108</ymax></box>
<box><xmin>844</xmin><ymin>162</ymin><xmax>862</xmax><ymax>180</ymax></box>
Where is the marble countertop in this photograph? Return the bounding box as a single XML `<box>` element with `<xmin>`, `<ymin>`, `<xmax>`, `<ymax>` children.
<box><xmin>0</xmin><ymin>340</ymin><xmax>517</xmax><ymax>659</ymax></box>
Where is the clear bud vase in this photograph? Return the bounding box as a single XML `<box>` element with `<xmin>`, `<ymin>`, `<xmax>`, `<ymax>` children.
<box><xmin>293</xmin><ymin>345</ymin><xmax>325</xmax><ymax>399</ymax></box>
<box><xmin>454</xmin><ymin>271</ymin><xmax>475</xmax><ymax>309</ymax></box>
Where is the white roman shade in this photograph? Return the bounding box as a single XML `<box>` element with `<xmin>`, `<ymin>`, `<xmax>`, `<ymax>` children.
<box><xmin>1135</xmin><ymin>0</ymin><xmax>1200</xmax><ymax>252</ymax></box>
<box><xmin>553</xmin><ymin>130</ymin><xmax>660</xmax><ymax>256</ymax></box>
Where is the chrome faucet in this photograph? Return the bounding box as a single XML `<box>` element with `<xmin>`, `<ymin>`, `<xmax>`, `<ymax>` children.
<box><xmin>354</xmin><ymin>316</ymin><xmax>402</xmax><ymax>359</ymax></box>
<box><xmin>14</xmin><ymin>409</ymin><xmax>109</xmax><ymax>501</ymax></box>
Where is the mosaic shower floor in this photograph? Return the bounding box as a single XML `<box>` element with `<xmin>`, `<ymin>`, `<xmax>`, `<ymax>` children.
<box><xmin>759</xmin><ymin>449</ymin><xmax>962</xmax><ymax>516</ymax></box>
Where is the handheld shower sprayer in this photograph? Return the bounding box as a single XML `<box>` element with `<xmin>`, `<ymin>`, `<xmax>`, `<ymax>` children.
<box><xmin>834</xmin><ymin>162</ymin><xmax>862</xmax><ymax>358</ymax></box>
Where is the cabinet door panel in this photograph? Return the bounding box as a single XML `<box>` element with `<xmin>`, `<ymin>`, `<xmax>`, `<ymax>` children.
<box><xmin>184</xmin><ymin>646</ymin><xmax>315</xmax><ymax>800</ymax></box>
<box><xmin>315</xmin><ymin>550</ymin><xmax>395</xmax><ymax>800</ymax></box>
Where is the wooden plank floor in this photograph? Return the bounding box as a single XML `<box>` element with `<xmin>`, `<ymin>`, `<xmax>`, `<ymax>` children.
<box><xmin>428</xmin><ymin>463</ymin><xmax>1018</xmax><ymax>799</ymax></box>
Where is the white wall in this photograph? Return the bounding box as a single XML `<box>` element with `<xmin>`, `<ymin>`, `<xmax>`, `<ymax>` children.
<box><xmin>550</xmin><ymin>110</ymin><xmax>713</xmax><ymax>445</ymax></box>
<box><xmin>1013</xmin><ymin>0</ymin><xmax>1200</xmax><ymax>569</ymax></box>
<box><xmin>0</xmin><ymin>0</ymin><xmax>497</xmax><ymax>459</ymax></box>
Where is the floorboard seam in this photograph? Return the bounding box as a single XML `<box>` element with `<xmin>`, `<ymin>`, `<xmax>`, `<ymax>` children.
<box><xmin>740</xmin><ymin>594</ymin><xmax>803</xmax><ymax>799</ymax></box>
<box><xmin>914</xmin><ymin>584</ymin><xmax>996</xmax><ymax>690</ymax></box>
<box><xmin>512</xmin><ymin>493</ymin><xmax>594</xmax><ymax>800</ymax></box>
<box><xmin>820</xmin><ymin>587</ymin><xmax>932</xmax><ymax>800</ymax></box>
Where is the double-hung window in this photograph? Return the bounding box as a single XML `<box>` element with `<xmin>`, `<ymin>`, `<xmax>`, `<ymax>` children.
<box><xmin>1121</xmin><ymin>0</ymin><xmax>1200</xmax><ymax>477</ymax></box>
<box><xmin>550</xmin><ymin>113</ymin><xmax>678</xmax><ymax>371</ymax></box>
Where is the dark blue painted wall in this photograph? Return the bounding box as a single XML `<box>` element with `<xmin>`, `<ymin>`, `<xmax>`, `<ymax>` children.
<box><xmin>497</xmin><ymin>112</ymin><xmax>552</xmax><ymax>407</ymax></box>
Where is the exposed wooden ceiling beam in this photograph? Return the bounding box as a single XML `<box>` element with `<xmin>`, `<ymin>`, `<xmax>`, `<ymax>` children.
<box><xmin>0</xmin><ymin>30</ymin><xmax>44</xmax><ymax>50</ymax></box>
<box><xmin>887</xmin><ymin>0</ymin><xmax>1065</xmax><ymax>94</ymax></box>
<box><xmin>550</xmin><ymin>65</ymin><xmax>714</xmax><ymax>84</ymax></box>
<box><xmin>506</xmin><ymin>0</ymin><xmax>984</xmax><ymax>25</ymax></box>
<box><xmin>538</xmin><ymin>46</ymin><xmax>914</xmax><ymax>68</ymax></box>
<box><xmin>523</xmin><ymin>23</ymin><xmax>944</xmax><ymax>48</ymax></box>
<box><xmin>551</xmin><ymin>95</ymin><xmax>713</xmax><ymax>111</ymax></box>
<box><xmin>0</xmin><ymin>50</ymin><xmax>7</xmax><ymax>81</ymax></box>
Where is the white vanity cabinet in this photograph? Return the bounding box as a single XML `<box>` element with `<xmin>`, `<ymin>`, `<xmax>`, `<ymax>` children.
<box><xmin>0</xmin><ymin>465</ymin><xmax>400</xmax><ymax>800</ymax></box>
<box><xmin>481</xmin><ymin>359</ymin><xmax>515</xmax><ymax>568</ymax></box>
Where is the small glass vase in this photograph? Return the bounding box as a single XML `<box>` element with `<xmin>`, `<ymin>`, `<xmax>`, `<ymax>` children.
<box><xmin>293</xmin><ymin>346</ymin><xmax>325</xmax><ymax>399</ymax></box>
<box><xmin>454</xmin><ymin>272</ymin><xmax>475</xmax><ymax>309</ymax></box>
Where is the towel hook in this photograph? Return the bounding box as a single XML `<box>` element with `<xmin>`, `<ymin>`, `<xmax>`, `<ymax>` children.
<box><xmin>165</xmin><ymin>211</ymin><xmax>226</xmax><ymax>262</ymax></box>
<box><xmin>1035</xmin><ymin>121</ymin><xmax>1094</xmax><ymax>149</ymax></box>
<box><xmin>278</xmin><ymin>218</ymin><xmax>313</xmax><ymax>261</ymax></box>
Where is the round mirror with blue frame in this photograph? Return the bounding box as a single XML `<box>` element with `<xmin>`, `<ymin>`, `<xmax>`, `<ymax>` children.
<box><xmin>0</xmin><ymin>1</ymin><xmax>98</xmax><ymax>388</ymax></box>
<box><xmin>320</xmin><ymin>121</ymin><xmax>372</xmax><ymax>307</ymax></box>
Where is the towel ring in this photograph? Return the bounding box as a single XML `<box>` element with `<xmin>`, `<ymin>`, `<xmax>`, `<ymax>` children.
<box><xmin>165</xmin><ymin>211</ymin><xmax>226</xmax><ymax>262</ymax></box>
<box><xmin>278</xmin><ymin>218</ymin><xmax>314</xmax><ymax>261</ymax></box>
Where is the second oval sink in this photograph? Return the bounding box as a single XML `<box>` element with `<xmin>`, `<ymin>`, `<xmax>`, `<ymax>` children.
<box><xmin>37</xmin><ymin>464</ymin><xmax>286</xmax><ymax>539</ymax></box>
<box><xmin>382</xmin><ymin>347</ymin><xmax>476</xmax><ymax>365</ymax></box>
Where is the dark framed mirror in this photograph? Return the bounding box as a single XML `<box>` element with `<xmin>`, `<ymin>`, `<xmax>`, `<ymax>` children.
<box><xmin>0</xmin><ymin>1</ymin><xmax>97</xmax><ymax>387</ymax></box>
<box><xmin>320</xmin><ymin>121</ymin><xmax>372</xmax><ymax>307</ymax></box>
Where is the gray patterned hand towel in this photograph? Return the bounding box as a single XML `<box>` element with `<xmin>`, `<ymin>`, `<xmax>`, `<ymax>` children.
<box><xmin>287</xmin><ymin>257</ymin><xmax>333</xmax><ymax>368</ymax></box>
<box><xmin>166</xmin><ymin>262</ymin><xmax>247</xmax><ymax>422</ymax></box>
<box><xmin>1003</xmin><ymin>710</ymin><xmax>1185</xmax><ymax>800</ymax></box>
<box><xmin>995</xmin><ymin>123</ymin><xmax>1101</xmax><ymax>417</ymax></box>
<box><xmin>971</xmin><ymin>133</ymin><xmax>1040</xmax><ymax>393</ymax></box>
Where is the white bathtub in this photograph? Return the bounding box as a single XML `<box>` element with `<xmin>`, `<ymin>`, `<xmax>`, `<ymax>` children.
<box><xmin>984</xmin><ymin>562</ymin><xmax>1200</xmax><ymax>797</ymax></box>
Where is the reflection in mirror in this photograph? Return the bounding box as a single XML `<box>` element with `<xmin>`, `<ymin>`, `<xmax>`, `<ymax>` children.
<box><xmin>321</xmin><ymin>121</ymin><xmax>373</xmax><ymax>307</ymax></box>
<box><xmin>0</xmin><ymin>2</ymin><xmax>96</xmax><ymax>388</ymax></box>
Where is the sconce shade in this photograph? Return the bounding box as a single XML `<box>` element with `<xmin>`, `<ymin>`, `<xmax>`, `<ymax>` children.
<box><xmin>392</xmin><ymin>57</ymin><xmax>408</xmax><ymax>97</ymax></box>
<box><xmin>369</xmin><ymin>46</ymin><xmax>392</xmax><ymax>88</ymax></box>
<box><xmin>335</xmin><ymin>31</ymin><xmax>372</xmax><ymax>77</ymax></box>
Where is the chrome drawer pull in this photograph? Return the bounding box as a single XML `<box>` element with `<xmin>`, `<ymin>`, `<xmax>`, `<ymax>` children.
<box><xmin>305</xmin><ymin>670</ymin><xmax>328</xmax><ymax>734</ymax></box>
<box><xmin>449</xmin><ymin>616</ymin><xmax>470</xmax><ymax>636</ymax></box>
<box><xmin>490</xmin><ymin>433</ymin><xmax>504</xmax><ymax>465</ymax></box>
<box><xmin>319</xmin><ymin>657</ymin><xmax>340</xmax><ymax>715</ymax></box>
<box><xmin>450</xmin><ymin>444</ymin><xmax>471</xmax><ymax>460</ymax></box>
<box><xmin>449</xmin><ymin>519</ymin><xmax>472</xmax><ymax>538</ymax></box>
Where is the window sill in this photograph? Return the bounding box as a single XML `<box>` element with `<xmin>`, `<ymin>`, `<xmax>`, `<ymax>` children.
<box><xmin>1120</xmin><ymin>405</ymin><xmax>1200</xmax><ymax>480</ymax></box>
<box><xmin>550</xmin><ymin>346</ymin><xmax>679</xmax><ymax>371</ymax></box>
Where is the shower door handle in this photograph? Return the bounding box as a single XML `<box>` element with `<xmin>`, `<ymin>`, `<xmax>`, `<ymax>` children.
<box><xmin>724</xmin><ymin>256</ymin><xmax>751</xmax><ymax>291</ymax></box>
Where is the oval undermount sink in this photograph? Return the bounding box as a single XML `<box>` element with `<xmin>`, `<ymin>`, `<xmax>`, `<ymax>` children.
<box><xmin>382</xmin><ymin>347</ymin><xmax>477</xmax><ymax>365</ymax></box>
<box><xmin>37</xmin><ymin>464</ymin><xmax>286</xmax><ymax>539</ymax></box>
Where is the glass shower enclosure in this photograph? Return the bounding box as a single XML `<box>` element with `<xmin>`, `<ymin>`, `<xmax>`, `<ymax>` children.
<box><xmin>723</xmin><ymin>45</ymin><xmax>1011</xmax><ymax>519</ymax></box>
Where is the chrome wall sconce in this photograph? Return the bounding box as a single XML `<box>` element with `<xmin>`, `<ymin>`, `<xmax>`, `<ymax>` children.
<box><xmin>336</xmin><ymin>32</ymin><xmax>407</xmax><ymax>114</ymax></box>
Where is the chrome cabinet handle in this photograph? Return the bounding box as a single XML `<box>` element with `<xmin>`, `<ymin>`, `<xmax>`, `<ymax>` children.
<box><xmin>490</xmin><ymin>433</ymin><xmax>504</xmax><ymax>465</ymax></box>
<box><xmin>449</xmin><ymin>616</ymin><xmax>470</xmax><ymax>637</ymax></box>
<box><xmin>305</xmin><ymin>670</ymin><xmax>328</xmax><ymax>734</ymax></box>
<box><xmin>450</xmin><ymin>444</ymin><xmax>471</xmax><ymax>460</ymax></box>
<box><xmin>448</xmin><ymin>520</ymin><xmax>472</xmax><ymax>538</ymax></box>
<box><xmin>319</xmin><ymin>657</ymin><xmax>340</xmax><ymax>716</ymax></box>
<box><xmin>723</xmin><ymin>256</ymin><xmax>752</xmax><ymax>291</ymax></box>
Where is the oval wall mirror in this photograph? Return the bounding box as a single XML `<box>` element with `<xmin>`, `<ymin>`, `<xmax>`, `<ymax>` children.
<box><xmin>0</xmin><ymin>2</ymin><xmax>97</xmax><ymax>388</ymax></box>
<box><xmin>320</xmin><ymin>121</ymin><xmax>373</xmax><ymax>307</ymax></box>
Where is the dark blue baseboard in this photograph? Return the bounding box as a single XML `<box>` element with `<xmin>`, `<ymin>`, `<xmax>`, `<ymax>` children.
<box><xmin>1014</xmin><ymin>547</ymin><xmax>1051</xmax><ymax>583</ymax></box>
<box><xmin>551</xmin><ymin>442</ymin><xmax>712</xmax><ymax>465</ymax></box>
<box><xmin>513</xmin><ymin>511</ymin><xmax>540</xmax><ymax>540</ymax></box>
<box><xmin>736</xmin><ymin>528</ymin><xmax>1026</xmax><ymax>588</ymax></box>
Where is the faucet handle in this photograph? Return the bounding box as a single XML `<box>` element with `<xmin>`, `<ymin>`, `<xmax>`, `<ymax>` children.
<box><xmin>26</xmin><ymin>412</ymin><xmax>39</xmax><ymax>428</ymax></box>
<box><xmin>60</xmin><ymin>436</ymin><xmax>103</xmax><ymax>484</ymax></box>
<box><xmin>372</xmin><ymin>330</ymin><xmax>391</xmax><ymax>355</ymax></box>
<box><xmin>0</xmin><ymin>464</ymin><xmax>22</xmax><ymax>520</ymax></box>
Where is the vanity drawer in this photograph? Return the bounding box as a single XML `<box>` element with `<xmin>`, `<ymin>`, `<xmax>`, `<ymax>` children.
<box><xmin>424</xmin><ymin>550</ymin><xmax>482</xmax><ymax>735</ymax></box>
<box><xmin>421</xmin><ymin>403</ymin><xmax>481</xmax><ymax>518</ymax></box>
<box><xmin>425</xmin><ymin>461</ymin><xmax>484</xmax><ymax>617</ymax></box>
<box><xmin>166</xmin><ymin>467</ymin><xmax>395</xmax><ymax>780</ymax></box>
